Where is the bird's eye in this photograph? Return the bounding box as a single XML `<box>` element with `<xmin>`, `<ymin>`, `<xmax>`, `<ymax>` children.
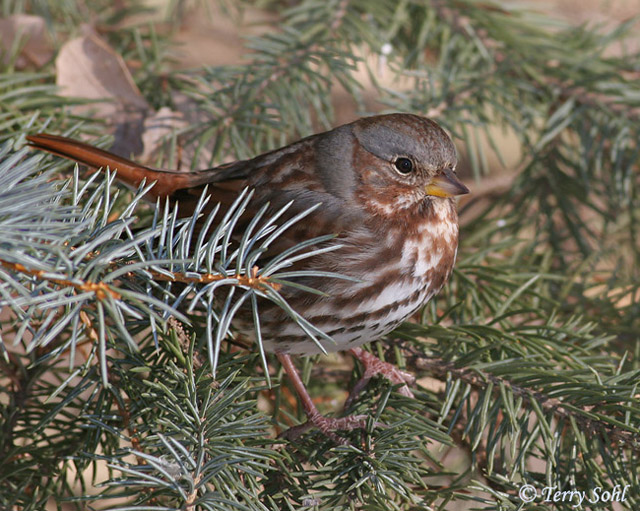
<box><xmin>394</xmin><ymin>157</ymin><xmax>413</xmax><ymax>174</ymax></box>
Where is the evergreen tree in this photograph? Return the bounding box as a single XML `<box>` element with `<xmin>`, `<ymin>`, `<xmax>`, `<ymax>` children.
<box><xmin>1</xmin><ymin>1</ymin><xmax>638</xmax><ymax>509</ymax></box>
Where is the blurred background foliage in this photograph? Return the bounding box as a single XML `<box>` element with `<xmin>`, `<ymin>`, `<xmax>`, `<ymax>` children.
<box><xmin>0</xmin><ymin>0</ymin><xmax>639</xmax><ymax>509</ymax></box>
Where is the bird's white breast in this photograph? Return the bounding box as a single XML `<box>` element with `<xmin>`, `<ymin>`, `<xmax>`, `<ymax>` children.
<box><xmin>263</xmin><ymin>199</ymin><xmax>459</xmax><ymax>354</ymax></box>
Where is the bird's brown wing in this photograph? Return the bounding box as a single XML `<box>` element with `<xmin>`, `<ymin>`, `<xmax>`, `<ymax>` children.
<box><xmin>25</xmin><ymin>133</ymin><xmax>355</xmax><ymax>256</ymax></box>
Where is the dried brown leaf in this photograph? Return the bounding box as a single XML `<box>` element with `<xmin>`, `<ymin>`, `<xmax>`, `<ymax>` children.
<box><xmin>56</xmin><ymin>26</ymin><xmax>149</xmax><ymax>156</ymax></box>
<box><xmin>0</xmin><ymin>14</ymin><xmax>54</xmax><ymax>69</ymax></box>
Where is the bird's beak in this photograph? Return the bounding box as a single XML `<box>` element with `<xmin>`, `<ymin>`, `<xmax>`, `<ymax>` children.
<box><xmin>425</xmin><ymin>167</ymin><xmax>470</xmax><ymax>198</ymax></box>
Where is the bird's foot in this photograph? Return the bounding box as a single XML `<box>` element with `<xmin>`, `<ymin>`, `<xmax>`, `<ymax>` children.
<box><xmin>277</xmin><ymin>353</ymin><xmax>383</xmax><ymax>445</ymax></box>
<box><xmin>344</xmin><ymin>347</ymin><xmax>415</xmax><ymax>410</ymax></box>
<box><xmin>277</xmin><ymin>349</ymin><xmax>415</xmax><ymax>445</ymax></box>
<box><xmin>279</xmin><ymin>411</ymin><xmax>373</xmax><ymax>445</ymax></box>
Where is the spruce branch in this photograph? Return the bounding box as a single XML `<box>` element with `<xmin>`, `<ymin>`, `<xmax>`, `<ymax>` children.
<box><xmin>406</xmin><ymin>348</ymin><xmax>640</xmax><ymax>452</ymax></box>
<box><xmin>0</xmin><ymin>150</ymin><xmax>349</xmax><ymax>391</ymax></box>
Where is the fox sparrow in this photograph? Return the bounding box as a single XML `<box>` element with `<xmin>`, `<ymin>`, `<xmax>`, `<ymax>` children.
<box><xmin>27</xmin><ymin>113</ymin><xmax>468</xmax><ymax>442</ymax></box>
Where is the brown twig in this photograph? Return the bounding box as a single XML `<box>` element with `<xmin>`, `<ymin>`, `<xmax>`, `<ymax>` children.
<box><xmin>137</xmin><ymin>264</ymin><xmax>281</xmax><ymax>292</ymax></box>
<box><xmin>0</xmin><ymin>260</ymin><xmax>121</xmax><ymax>300</ymax></box>
<box><xmin>398</xmin><ymin>344</ymin><xmax>640</xmax><ymax>453</ymax></box>
<box><xmin>0</xmin><ymin>258</ymin><xmax>281</xmax><ymax>298</ymax></box>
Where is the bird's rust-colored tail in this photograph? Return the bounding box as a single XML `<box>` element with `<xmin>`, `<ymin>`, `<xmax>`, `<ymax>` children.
<box><xmin>26</xmin><ymin>133</ymin><xmax>193</xmax><ymax>198</ymax></box>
